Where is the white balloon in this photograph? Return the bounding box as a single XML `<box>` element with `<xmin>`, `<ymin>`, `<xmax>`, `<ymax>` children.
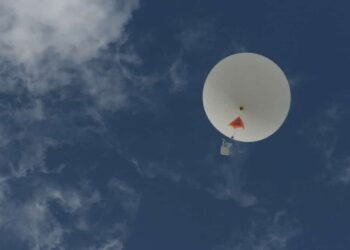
<box><xmin>203</xmin><ymin>53</ymin><xmax>291</xmax><ymax>142</ymax></box>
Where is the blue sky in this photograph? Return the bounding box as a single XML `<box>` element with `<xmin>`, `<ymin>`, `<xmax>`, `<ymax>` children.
<box><xmin>0</xmin><ymin>0</ymin><xmax>349</xmax><ymax>249</ymax></box>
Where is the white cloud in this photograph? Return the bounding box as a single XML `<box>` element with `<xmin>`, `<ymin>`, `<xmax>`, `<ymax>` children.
<box><xmin>0</xmin><ymin>0</ymin><xmax>204</xmax><ymax>117</ymax></box>
<box><xmin>0</xmin><ymin>0</ymin><xmax>139</xmax><ymax>65</ymax></box>
<box><xmin>0</xmin><ymin>0</ymin><xmax>141</xmax><ymax>101</ymax></box>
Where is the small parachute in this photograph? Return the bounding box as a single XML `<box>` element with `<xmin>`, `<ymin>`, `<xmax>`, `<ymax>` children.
<box><xmin>229</xmin><ymin>117</ymin><xmax>245</xmax><ymax>129</ymax></box>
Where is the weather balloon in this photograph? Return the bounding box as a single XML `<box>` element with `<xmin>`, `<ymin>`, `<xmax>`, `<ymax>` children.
<box><xmin>203</xmin><ymin>53</ymin><xmax>291</xmax><ymax>153</ymax></box>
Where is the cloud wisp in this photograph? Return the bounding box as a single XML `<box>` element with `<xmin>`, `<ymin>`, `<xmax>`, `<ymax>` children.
<box><xmin>126</xmin><ymin>142</ymin><xmax>256</xmax><ymax>207</ymax></box>
<box><xmin>0</xmin><ymin>178</ymin><xmax>140</xmax><ymax>250</ymax></box>
<box><xmin>301</xmin><ymin>101</ymin><xmax>350</xmax><ymax>185</ymax></box>
<box><xmin>214</xmin><ymin>211</ymin><xmax>301</xmax><ymax>250</ymax></box>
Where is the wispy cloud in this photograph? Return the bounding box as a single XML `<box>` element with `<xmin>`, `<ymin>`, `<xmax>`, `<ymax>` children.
<box><xmin>0</xmin><ymin>100</ymin><xmax>56</xmax><ymax>178</ymax></box>
<box><xmin>0</xmin><ymin>178</ymin><xmax>140</xmax><ymax>250</ymax></box>
<box><xmin>88</xmin><ymin>238</ymin><xmax>124</xmax><ymax>250</ymax></box>
<box><xmin>108</xmin><ymin>178</ymin><xmax>141</xmax><ymax>216</ymax></box>
<box><xmin>301</xmin><ymin>101</ymin><xmax>350</xmax><ymax>185</ymax></box>
<box><xmin>168</xmin><ymin>55</ymin><xmax>189</xmax><ymax>93</ymax></box>
<box><xmin>335</xmin><ymin>156</ymin><xmax>350</xmax><ymax>184</ymax></box>
<box><xmin>126</xmin><ymin>142</ymin><xmax>256</xmax><ymax>207</ymax></box>
<box><xmin>214</xmin><ymin>211</ymin><xmax>301</xmax><ymax>250</ymax></box>
<box><xmin>203</xmin><ymin>143</ymin><xmax>256</xmax><ymax>207</ymax></box>
<box><xmin>131</xmin><ymin>158</ymin><xmax>182</xmax><ymax>182</ymax></box>
<box><xmin>0</xmin><ymin>180</ymin><xmax>97</xmax><ymax>249</ymax></box>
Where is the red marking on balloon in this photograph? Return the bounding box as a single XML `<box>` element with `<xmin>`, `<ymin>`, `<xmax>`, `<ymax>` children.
<box><xmin>229</xmin><ymin>117</ymin><xmax>245</xmax><ymax>129</ymax></box>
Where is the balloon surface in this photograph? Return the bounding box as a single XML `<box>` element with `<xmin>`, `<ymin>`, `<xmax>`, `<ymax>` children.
<box><xmin>203</xmin><ymin>53</ymin><xmax>291</xmax><ymax>142</ymax></box>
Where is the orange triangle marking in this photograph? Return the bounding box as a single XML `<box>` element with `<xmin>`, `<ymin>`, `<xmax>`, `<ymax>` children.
<box><xmin>229</xmin><ymin>117</ymin><xmax>245</xmax><ymax>129</ymax></box>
